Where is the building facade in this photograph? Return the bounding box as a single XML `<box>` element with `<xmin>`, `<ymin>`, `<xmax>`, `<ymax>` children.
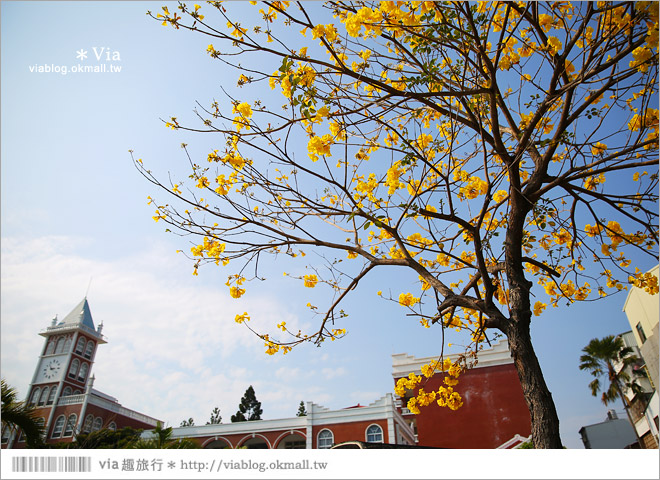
<box><xmin>161</xmin><ymin>395</ymin><xmax>416</xmax><ymax>449</ymax></box>
<box><xmin>391</xmin><ymin>340</ymin><xmax>532</xmax><ymax>448</ymax></box>
<box><xmin>579</xmin><ymin>410</ymin><xmax>639</xmax><ymax>449</ymax></box>
<box><xmin>1</xmin><ymin>299</ymin><xmax>160</xmax><ymax>449</ymax></box>
<box><xmin>622</xmin><ymin>265</ymin><xmax>660</xmax><ymax>449</ymax></box>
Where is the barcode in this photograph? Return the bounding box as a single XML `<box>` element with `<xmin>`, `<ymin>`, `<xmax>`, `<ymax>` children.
<box><xmin>12</xmin><ymin>456</ymin><xmax>91</xmax><ymax>473</ymax></box>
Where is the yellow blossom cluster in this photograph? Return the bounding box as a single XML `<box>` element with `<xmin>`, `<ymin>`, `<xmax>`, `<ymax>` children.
<box><xmin>583</xmin><ymin>173</ymin><xmax>606</xmax><ymax>191</ymax></box>
<box><xmin>191</xmin><ymin>236</ymin><xmax>227</xmax><ymax>263</ymax></box>
<box><xmin>385</xmin><ymin>162</ymin><xmax>406</xmax><ymax>194</ymax></box>
<box><xmin>262</xmin><ymin>337</ymin><xmax>293</xmax><ymax>356</ymax></box>
<box><xmin>629</xmin><ymin>269</ymin><xmax>659</xmax><ymax>295</ymax></box>
<box><xmin>398</xmin><ymin>292</ymin><xmax>419</xmax><ymax>307</ymax></box>
<box><xmin>208</xmin><ymin>148</ymin><xmax>248</xmax><ymax>171</ymax></box>
<box><xmin>311</xmin><ymin>23</ymin><xmax>338</xmax><ymax>44</ymax></box>
<box><xmin>303</xmin><ymin>274</ymin><xmax>318</xmax><ymax>288</ymax></box>
<box><xmin>533</xmin><ymin>301</ymin><xmax>547</xmax><ymax>316</ymax></box>
<box><xmin>307</xmin><ymin>134</ymin><xmax>334</xmax><ymax>162</ymax></box>
<box><xmin>394</xmin><ymin>357</ymin><xmax>463</xmax><ymax>413</ymax></box>
<box><xmin>459</xmin><ymin>176</ymin><xmax>488</xmax><ymax>200</ymax></box>
<box><xmin>354</xmin><ymin>173</ymin><xmax>379</xmax><ymax>201</ymax></box>
<box><xmin>628</xmin><ymin>108</ymin><xmax>659</xmax><ymax>149</ymax></box>
<box><xmin>226</xmin><ymin>274</ymin><xmax>246</xmax><ymax>298</ymax></box>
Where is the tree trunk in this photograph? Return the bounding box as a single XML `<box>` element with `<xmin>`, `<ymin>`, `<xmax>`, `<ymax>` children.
<box><xmin>504</xmin><ymin>317</ymin><xmax>563</xmax><ymax>448</ymax></box>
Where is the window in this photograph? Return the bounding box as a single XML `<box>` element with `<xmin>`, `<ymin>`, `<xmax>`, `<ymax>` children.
<box><xmin>62</xmin><ymin>386</ymin><xmax>72</xmax><ymax>397</ymax></box>
<box><xmin>84</xmin><ymin>341</ymin><xmax>95</xmax><ymax>359</ymax></box>
<box><xmin>73</xmin><ymin>390</ymin><xmax>82</xmax><ymax>395</ymax></box>
<box><xmin>55</xmin><ymin>338</ymin><xmax>65</xmax><ymax>354</ymax></box>
<box><xmin>636</xmin><ymin>323</ymin><xmax>647</xmax><ymax>344</ymax></box>
<box><xmin>63</xmin><ymin>337</ymin><xmax>72</xmax><ymax>353</ymax></box>
<box><xmin>108</xmin><ymin>422</ymin><xmax>117</xmax><ymax>431</ymax></box>
<box><xmin>51</xmin><ymin>416</ymin><xmax>66</xmax><ymax>438</ymax></box>
<box><xmin>30</xmin><ymin>388</ymin><xmax>40</xmax><ymax>406</ymax></box>
<box><xmin>47</xmin><ymin>388</ymin><xmax>57</xmax><ymax>405</ymax></box>
<box><xmin>366</xmin><ymin>424</ymin><xmax>383</xmax><ymax>443</ymax></box>
<box><xmin>38</xmin><ymin>387</ymin><xmax>49</xmax><ymax>406</ymax></box>
<box><xmin>63</xmin><ymin>415</ymin><xmax>77</xmax><ymax>437</ymax></box>
<box><xmin>75</xmin><ymin>337</ymin><xmax>86</xmax><ymax>354</ymax></box>
<box><xmin>1</xmin><ymin>426</ymin><xmax>12</xmax><ymax>443</ymax></box>
<box><xmin>318</xmin><ymin>429</ymin><xmax>334</xmax><ymax>449</ymax></box>
<box><xmin>92</xmin><ymin>417</ymin><xmax>103</xmax><ymax>432</ymax></box>
<box><xmin>45</xmin><ymin>341</ymin><xmax>55</xmax><ymax>356</ymax></box>
<box><xmin>68</xmin><ymin>359</ymin><xmax>80</xmax><ymax>378</ymax></box>
<box><xmin>78</xmin><ymin>363</ymin><xmax>89</xmax><ymax>382</ymax></box>
<box><xmin>82</xmin><ymin>415</ymin><xmax>94</xmax><ymax>434</ymax></box>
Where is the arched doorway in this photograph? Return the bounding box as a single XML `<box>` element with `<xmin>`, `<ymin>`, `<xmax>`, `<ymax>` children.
<box><xmin>204</xmin><ymin>438</ymin><xmax>232</xmax><ymax>449</ymax></box>
<box><xmin>239</xmin><ymin>435</ymin><xmax>270</xmax><ymax>449</ymax></box>
<box><xmin>275</xmin><ymin>432</ymin><xmax>306</xmax><ymax>449</ymax></box>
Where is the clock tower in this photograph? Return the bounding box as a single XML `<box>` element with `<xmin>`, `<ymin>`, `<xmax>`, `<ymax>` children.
<box><xmin>2</xmin><ymin>297</ymin><xmax>160</xmax><ymax>448</ymax></box>
<box><xmin>24</xmin><ymin>298</ymin><xmax>106</xmax><ymax>440</ymax></box>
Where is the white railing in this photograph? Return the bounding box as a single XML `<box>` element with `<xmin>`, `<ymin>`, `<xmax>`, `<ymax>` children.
<box><xmin>57</xmin><ymin>395</ymin><xmax>85</xmax><ymax>405</ymax></box>
<box><xmin>42</xmin><ymin>323</ymin><xmax>106</xmax><ymax>341</ymax></box>
<box><xmin>88</xmin><ymin>395</ymin><xmax>159</xmax><ymax>426</ymax></box>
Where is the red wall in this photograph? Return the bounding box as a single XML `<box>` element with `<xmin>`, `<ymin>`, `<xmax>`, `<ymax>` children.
<box><xmin>398</xmin><ymin>363</ymin><xmax>530</xmax><ymax>448</ymax></box>
<box><xmin>8</xmin><ymin>402</ymin><xmax>158</xmax><ymax>448</ymax></box>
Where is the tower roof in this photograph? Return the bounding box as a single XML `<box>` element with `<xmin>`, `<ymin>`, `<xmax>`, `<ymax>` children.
<box><xmin>59</xmin><ymin>297</ymin><xmax>96</xmax><ymax>330</ymax></box>
<box><xmin>41</xmin><ymin>297</ymin><xmax>106</xmax><ymax>343</ymax></box>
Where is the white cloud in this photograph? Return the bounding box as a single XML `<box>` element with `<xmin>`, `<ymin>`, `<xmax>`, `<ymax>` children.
<box><xmin>321</xmin><ymin>366</ymin><xmax>347</xmax><ymax>379</ymax></box>
<box><xmin>0</xmin><ymin>235</ymin><xmax>363</xmax><ymax>426</ymax></box>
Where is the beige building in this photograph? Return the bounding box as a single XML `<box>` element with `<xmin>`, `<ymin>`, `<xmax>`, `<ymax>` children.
<box><xmin>622</xmin><ymin>265</ymin><xmax>659</xmax><ymax>449</ymax></box>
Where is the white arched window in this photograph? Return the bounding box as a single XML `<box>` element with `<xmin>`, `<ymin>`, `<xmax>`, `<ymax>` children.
<box><xmin>317</xmin><ymin>429</ymin><xmax>334</xmax><ymax>449</ymax></box>
<box><xmin>68</xmin><ymin>359</ymin><xmax>80</xmax><ymax>378</ymax></box>
<box><xmin>38</xmin><ymin>387</ymin><xmax>49</xmax><ymax>406</ymax></box>
<box><xmin>82</xmin><ymin>415</ymin><xmax>94</xmax><ymax>433</ymax></box>
<box><xmin>92</xmin><ymin>417</ymin><xmax>103</xmax><ymax>432</ymax></box>
<box><xmin>84</xmin><ymin>341</ymin><xmax>94</xmax><ymax>359</ymax></box>
<box><xmin>108</xmin><ymin>422</ymin><xmax>117</xmax><ymax>431</ymax></box>
<box><xmin>63</xmin><ymin>414</ymin><xmax>77</xmax><ymax>437</ymax></box>
<box><xmin>62</xmin><ymin>386</ymin><xmax>72</xmax><ymax>397</ymax></box>
<box><xmin>51</xmin><ymin>416</ymin><xmax>66</xmax><ymax>438</ymax></box>
<box><xmin>75</xmin><ymin>337</ymin><xmax>86</xmax><ymax>354</ymax></box>
<box><xmin>45</xmin><ymin>341</ymin><xmax>56</xmax><ymax>355</ymax></box>
<box><xmin>63</xmin><ymin>337</ymin><xmax>72</xmax><ymax>353</ymax></box>
<box><xmin>30</xmin><ymin>388</ymin><xmax>40</xmax><ymax>406</ymax></box>
<box><xmin>55</xmin><ymin>338</ymin><xmax>65</xmax><ymax>354</ymax></box>
<box><xmin>47</xmin><ymin>387</ymin><xmax>57</xmax><ymax>405</ymax></box>
<box><xmin>366</xmin><ymin>424</ymin><xmax>383</xmax><ymax>443</ymax></box>
<box><xmin>78</xmin><ymin>363</ymin><xmax>89</xmax><ymax>382</ymax></box>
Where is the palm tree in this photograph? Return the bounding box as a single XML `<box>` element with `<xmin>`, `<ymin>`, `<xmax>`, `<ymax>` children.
<box><xmin>1</xmin><ymin>379</ymin><xmax>45</xmax><ymax>448</ymax></box>
<box><xmin>579</xmin><ymin>335</ymin><xmax>643</xmax><ymax>447</ymax></box>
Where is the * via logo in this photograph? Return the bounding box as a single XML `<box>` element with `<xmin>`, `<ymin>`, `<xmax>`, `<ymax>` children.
<box><xmin>76</xmin><ymin>47</ymin><xmax>121</xmax><ymax>62</ymax></box>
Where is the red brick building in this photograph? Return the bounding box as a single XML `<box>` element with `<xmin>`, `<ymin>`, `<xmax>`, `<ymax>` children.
<box><xmin>392</xmin><ymin>340</ymin><xmax>532</xmax><ymax>448</ymax></box>
<box><xmin>2</xmin><ymin>298</ymin><xmax>160</xmax><ymax>448</ymax></box>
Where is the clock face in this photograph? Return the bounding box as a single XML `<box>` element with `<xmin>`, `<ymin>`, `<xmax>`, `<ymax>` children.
<box><xmin>42</xmin><ymin>359</ymin><xmax>62</xmax><ymax>379</ymax></box>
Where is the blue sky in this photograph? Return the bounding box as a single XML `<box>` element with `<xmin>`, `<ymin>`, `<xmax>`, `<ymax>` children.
<box><xmin>1</xmin><ymin>1</ymin><xmax>656</xmax><ymax>451</ymax></box>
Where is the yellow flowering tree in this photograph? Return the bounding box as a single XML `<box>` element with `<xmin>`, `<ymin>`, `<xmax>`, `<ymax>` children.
<box><xmin>135</xmin><ymin>1</ymin><xmax>659</xmax><ymax>448</ymax></box>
